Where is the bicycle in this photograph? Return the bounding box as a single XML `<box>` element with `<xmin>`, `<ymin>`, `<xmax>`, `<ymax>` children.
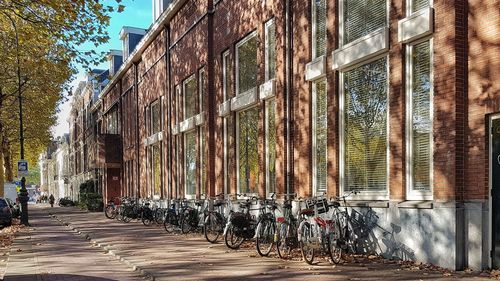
<box><xmin>203</xmin><ymin>193</ymin><xmax>229</xmax><ymax>243</ymax></box>
<box><xmin>223</xmin><ymin>194</ymin><xmax>260</xmax><ymax>249</ymax></box>
<box><xmin>180</xmin><ymin>197</ymin><xmax>207</xmax><ymax>234</ymax></box>
<box><xmin>328</xmin><ymin>190</ymin><xmax>359</xmax><ymax>263</ymax></box>
<box><xmin>105</xmin><ymin>197</ymin><xmax>120</xmax><ymax>219</ymax></box>
<box><xmin>275</xmin><ymin>193</ymin><xmax>301</xmax><ymax>259</ymax></box>
<box><xmin>298</xmin><ymin>195</ymin><xmax>339</xmax><ymax>265</ymax></box>
<box><xmin>255</xmin><ymin>194</ymin><xmax>278</xmax><ymax>257</ymax></box>
<box><xmin>164</xmin><ymin>199</ymin><xmax>188</xmax><ymax>233</ymax></box>
<box><xmin>141</xmin><ymin>199</ymin><xmax>154</xmax><ymax>226</ymax></box>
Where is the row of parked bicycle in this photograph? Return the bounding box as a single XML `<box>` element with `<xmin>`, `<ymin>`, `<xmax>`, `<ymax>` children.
<box><xmin>104</xmin><ymin>191</ymin><xmax>359</xmax><ymax>265</ymax></box>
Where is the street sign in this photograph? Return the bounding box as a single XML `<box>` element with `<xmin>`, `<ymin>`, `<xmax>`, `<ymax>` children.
<box><xmin>17</xmin><ymin>160</ymin><xmax>28</xmax><ymax>176</ymax></box>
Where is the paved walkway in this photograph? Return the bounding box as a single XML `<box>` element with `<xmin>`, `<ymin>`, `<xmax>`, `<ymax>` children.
<box><xmin>3</xmin><ymin>205</ymin><xmax>145</xmax><ymax>281</ymax></box>
<box><xmin>36</xmin><ymin>205</ymin><xmax>492</xmax><ymax>281</ymax></box>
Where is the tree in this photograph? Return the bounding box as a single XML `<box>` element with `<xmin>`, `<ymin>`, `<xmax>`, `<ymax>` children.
<box><xmin>0</xmin><ymin>0</ymin><xmax>125</xmax><ymax>193</ymax></box>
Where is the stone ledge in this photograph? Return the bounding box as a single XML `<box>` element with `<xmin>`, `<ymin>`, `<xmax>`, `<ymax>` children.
<box><xmin>397</xmin><ymin>200</ymin><xmax>434</xmax><ymax>209</ymax></box>
<box><xmin>346</xmin><ymin>201</ymin><xmax>390</xmax><ymax>208</ymax></box>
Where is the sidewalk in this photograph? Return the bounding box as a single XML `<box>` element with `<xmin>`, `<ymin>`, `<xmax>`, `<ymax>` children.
<box><xmin>46</xmin><ymin>205</ymin><xmax>492</xmax><ymax>281</ymax></box>
<box><xmin>3</xmin><ymin>205</ymin><xmax>145</xmax><ymax>281</ymax></box>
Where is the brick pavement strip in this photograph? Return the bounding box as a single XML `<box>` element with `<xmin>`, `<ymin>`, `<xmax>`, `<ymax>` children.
<box><xmin>3</xmin><ymin>205</ymin><xmax>145</xmax><ymax>281</ymax></box>
<box><xmin>42</xmin><ymin>205</ymin><xmax>493</xmax><ymax>281</ymax></box>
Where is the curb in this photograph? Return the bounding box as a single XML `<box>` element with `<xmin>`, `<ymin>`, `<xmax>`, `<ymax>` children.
<box><xmin>47</xmin><ymin>212</ymin><xmax>156</xmax><ymax>281</ymax></box>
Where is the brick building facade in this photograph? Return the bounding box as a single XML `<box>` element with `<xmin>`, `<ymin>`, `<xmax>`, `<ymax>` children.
<box><xmin>72</xmin><ymin>0</ymin><xmax>498</xmax><ymax>271</ymax></box>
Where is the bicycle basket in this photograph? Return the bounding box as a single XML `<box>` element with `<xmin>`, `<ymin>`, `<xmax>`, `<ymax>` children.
<box><xmin>230</xmin><ymin>212</ymin><xmax>250</xmax><ymax>228</ymax></box>
<box><xmin>305</xmin><ymin>198</ymin><xmax>329</xmax><ymax>214</ymax></box>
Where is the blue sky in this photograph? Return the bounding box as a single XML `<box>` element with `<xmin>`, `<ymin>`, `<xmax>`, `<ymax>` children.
<box><xmin>52</xmin><ymin>0</ymin><xmax>152</xmax><ymax>137</ymax></box>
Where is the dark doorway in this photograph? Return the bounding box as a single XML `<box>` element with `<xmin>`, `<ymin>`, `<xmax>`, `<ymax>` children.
<box><xmin>491</xmin><ymin>117</ymin><xmax>500</xmax><ymax>268</ymax></box>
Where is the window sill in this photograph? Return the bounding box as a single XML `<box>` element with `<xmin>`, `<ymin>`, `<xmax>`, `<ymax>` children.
<box><xmin>397</xmin><ymin>200</ymin><xmax>433</xmax><ymax>209</ymax></box>
<box><xmin>346</xmin><ymin>201</ymin><xmax>389</xmax><ymax>208</ymax></box>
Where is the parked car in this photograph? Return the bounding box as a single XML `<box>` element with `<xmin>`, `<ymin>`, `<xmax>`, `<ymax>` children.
<box><xmin>5</xmin><ymin>198</ymin><xmax>20</xmax><ymax>219</ymax></box>
<box><xmin>0</xmin><ymin>198</ymin><xmax>12</xmax><ymax>227</ymax></box>
<box><xmin>58</xmin><ymin>197</ymin><xmax>76</xmax><ymax>207</ymax></box>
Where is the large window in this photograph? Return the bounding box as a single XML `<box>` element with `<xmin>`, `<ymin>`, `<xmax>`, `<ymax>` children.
<box><xmin>184</xmin><ymin>130</ymin><xmax>197</xmax><ymax>197</ymax></box>
<box><xmin>106</xmin><ymin>106</ymin><xmax>119</xmax><ymax>134</ymax></box>
<box><xmin>312</xmin><ymin>0</ymin><xmax>327</xmax><ymax>58</ymax></box>
<box><xmin>183</xmin><ymin>76</ymin><xmax>197</xmax><ymax>119</ymax></box>
<box><xmin>342</xmin><ymin>57</ymin><xmax>388</xmax><ymax>194</ymax></box>
<box><xmin>265</xmin><ymin>20</ymin><xmax>277</xmax><ymax>197</ymax></box>
<box><xmin>147</xmin><ymin>100</ymin><xmax>162</xmax><ymax>197</ymax></box>
<box><xmin>238</xmin><ymin>107</ymin><xmax>260</xmax><ymax>194</ymax></box>
<box><xmin>407</xmin><ymin>40</ymin><xmax>432</xmax><ymax>198</ymax></box>
<box><xmin>236</xmin><ymin>32</ymin><xmax>258</xmax><ymax>95</ymax></box>
<box><xmin>313</xmin><ymin>79</ymin><xmax>327</xmax><ymax>194</ymax></box>
<box><xmin>342</xmin><ymin>0</ymin><xmax>387</xmax><ymax>45</ymax></box>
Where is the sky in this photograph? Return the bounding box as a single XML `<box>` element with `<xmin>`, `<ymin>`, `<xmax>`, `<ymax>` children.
<box><xmin>51</xmin><ymin>0</ymin><xmax>152</xmax><ymax>138</ymax></box>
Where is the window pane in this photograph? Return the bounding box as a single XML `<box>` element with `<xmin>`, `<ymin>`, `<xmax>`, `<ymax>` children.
<box><xmin>412</xmin><ymin>0</ymin><xmax>429</xmax><ymax>13</ymax></box>
<box><xmin>265</xmin><ymin>21</ymin><xmax>276</xmax><ymax>80</ymax></box>
<box><xmin>344</xmin><ymin>0</ymin><xmax>386</xmax><ymax>44</ymax></box>
<box><xmin>153</xmin><ymin>144</ymin><xmax>161</xmax><ymax>196</ymax></box>
<box><xmin>313</xmin><ymin>0</ymin><xmax>327</xmax><ymax>57</ymax></box>
<box><xmin>185</xmin><ymin>130</ymin><xmax>197</xmax><ymax>196</ymax></box>
<box><xmin>238</xmin><ymin>107</ymin><xmax>260</xmax><ymax>194</ymax></box>
<box><xmin>411</xmin><ymin>41</ymin><xmax>432</xmax><ymax>191</ymax></box>
<box><xmin>344</xmin><ymin>57</ymin><xmax>388</xmax><ymax>191</ymax></box>
<box><xmin>266</xmin><ymin>99</ymin><xmax>276</xmax><ymax>195</ymax></box>
<box><xmin>237</xmin><ymin>35</ymin><xmax>258</xmax><ymax>94</ymax></box>
<box><xmin>184</xmin><ymin>77</ymin><xmax>197</xmax><ymax>119</ymax></box>
<box><xmin>314</xmin><ymin>80</ymin><xmax>328</xmax><ymax>193</ymax></box>
<box><xmin>151</xmin><ymin>101</ymin><xmax>161</xmax><ymax>134</ymax></box>
<box><xmin>200</xmin><ymin>126</ymin><xmax>207</xmax><ymax>195</ymax></box>
<box><xmin>223</xmin><ymin>52</ymin><xmax>233</xmax><ymax>99</ymax></box>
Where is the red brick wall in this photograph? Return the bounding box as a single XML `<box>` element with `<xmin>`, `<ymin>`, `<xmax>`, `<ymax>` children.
<box><xmin>466</xmin><ymin>0</ymin><xmax>500</xmax><ymax>200</ymax></box>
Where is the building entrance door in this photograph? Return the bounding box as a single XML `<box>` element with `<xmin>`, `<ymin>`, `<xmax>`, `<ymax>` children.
<box><xmin>491</xmin><ymin>117</ymin><xmax>500</xmax><ymax>268</ymax></box>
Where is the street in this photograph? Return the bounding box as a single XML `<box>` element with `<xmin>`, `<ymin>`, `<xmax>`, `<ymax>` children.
<box><xmin>0</xmin><ymin>205</ymin><xmax>493</xmax><ymax>281</ymax></box>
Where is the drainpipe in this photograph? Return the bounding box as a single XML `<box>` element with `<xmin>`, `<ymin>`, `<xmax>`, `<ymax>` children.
<box><xmin>166</xmin><ymin>24</ymin><xmax>172</xmax><ymax>202</ymax></box>
<box><xmin>285</xmin><ymin>0</ymin><xmax>293</xmax><ymax>194</ymax></box>
<box><xmin>135</xmin><ymin>62</ymin><xmax>140</xmax><ymax>199</ymax></box>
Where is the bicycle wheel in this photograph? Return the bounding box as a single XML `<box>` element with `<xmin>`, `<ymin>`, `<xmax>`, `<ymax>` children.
<box><xmin>180</xmin><ymin>215</ymin><xmax>191</xmax><ymax>234</ymax></box>
<box><xmin>142</xmin><ymin>209</ymin><xmax>152</xmax><ymax>226</ymax></box>
<box><xmin>256</xmin><ymin>219</ymin><xmax>275</xmax><ymax>257</ymax></box>
<box><xmin>224</xmin><ymin>224</ymin><xmax>244</xmax><ymax>249</ymax></box>
<box><xmin>123</xmin><ymin>207</ymin><xmax>133</xmax><ymax>223</ymax></box>
<box><xmin>105</xmin><ymin>205</ymin><xmax>116</xmax><ymax>219</ymax></box>
<box><xmin>299</xmin><ymin>222</ymin><xmax>315</xmax><ymax>265</ymax></box>
<box><xmin>154</xmin><ymin>208</ymin><xmax>165</xmax><ymax>224</ymax></box>
<box><xmin>328</xmin><ymin>220</ymin><xmax>342</xmax><ymax>264</ymax></box>
<box><xmin>164</xmin><ymin>212</ymin><xmax>176</xmax><ymax>233</ymax></box>
<box><xmin>204</xmin><ymin>213</ymin><xmax>221</xmax><ymax>243</ymax></box>
<box><xmin>276</xmin><ymin>223</ymin><xmax>292</xmax><ymax>259</ymax></box>
<box><xmin>115</xmin><ymin>206</ymin><xmax>123</xmax><ymax>221</ymax></box>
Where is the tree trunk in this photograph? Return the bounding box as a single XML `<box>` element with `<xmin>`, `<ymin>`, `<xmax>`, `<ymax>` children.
<box><xmin>3</xmin><ymin>141</ymin><xmax>13</xmax><ymax>182</ymax></box>
<box><xmin>0</xmin><ymin>124</ymin><xmax>4</xmax><ymax>197</ymax></box>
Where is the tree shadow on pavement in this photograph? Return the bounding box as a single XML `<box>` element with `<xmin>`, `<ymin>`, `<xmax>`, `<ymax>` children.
<box><xmin>4</xmin><ymin>274</ymin><xmax>123</xmax><ymax>281</ymax></box>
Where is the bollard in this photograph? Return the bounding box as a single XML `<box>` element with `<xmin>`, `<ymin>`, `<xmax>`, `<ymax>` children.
<box><xmin>18</xmin><ymin>177</ymin><xmax>29</xmax><ymax>226</ymax></box>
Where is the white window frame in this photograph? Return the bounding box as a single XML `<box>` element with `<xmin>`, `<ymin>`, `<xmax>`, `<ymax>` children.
<box><xmin>312</xmin><ymin>79</ymin><xmax>327</xmax><ymax>196</ymax></box>
<box><xmin>235</xmin><ymin>31</ymin><xmax>258</xmax><ymax>96</ymax></box>
<box><xmin>405</xmin><ymin>37</ymin><xmax>434</xmax><ymax>201</ymax></box>
<box><xmin>236</xmin><ymin>106</ymin><xmax>260</xmax><ymax>197</ymax></box>
<box><xmin>175</xmin><ymin>85</ymin><xmax>181</xmax><ymax>123</ymax></box>
<box><xmin>264</xmin><ymin>19</ymin><xmax>275</xmax><ymax>81</ymax></box>
<box><xmin>222</xmin><ymin>50</ymin><xmax>230</xmax><ymax>195</ymax></box>
<box><xmin>311</xmin><ymin>0</ymin><xmax>326</xmax><ymax>59</ymax></box>
<box><xmin>407</xmin><ymin>0</ymin><xmax>433</xmax><ymax>15</ymax></box>
<box><xmin>339</xmin><ymin>55</ymin><xmax>390</xmax><ymax>200</ymax></box>
<box><xmin>265</xmin><ymin>98</ymin><xmax>276</xmax><ymax>198</ymax></box>
<box><xmin>182</xmin><ymin>74</ymin><xmax>197</xmax><ymax>121</ymax></box>
<box><xmin>338</xmin><ymin>0</ymin><xmax>390</xmax><ymax>48</ymax></box>
<box><xmin>184</xmin><ymin>128</ymin><xmax>197</xmax><ymax>199</ymax></box>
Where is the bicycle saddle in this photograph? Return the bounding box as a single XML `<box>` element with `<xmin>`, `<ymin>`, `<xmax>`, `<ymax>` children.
<box><xmin>213</xmin><ymin>200</ymin><xmax>223</xmax><ymax>207</ymax></box>
<box><xmin>329</xmin><ymin>201</ymin><xmax>340</xmax><ymax>208</ymax></box>
<box><xmin>194</xmin><ymin>200</ymin><xmax>203</xmax><ymax>206</ymax></box>
<box><xmin>283</xmin><ymin>203</ymin><xmax>293</xmax><ymax>209</ymax></box>
<box><xmin>300</xmin><ymin>208</ymin><xmax>314</xmax><ymax>216</ymax></box>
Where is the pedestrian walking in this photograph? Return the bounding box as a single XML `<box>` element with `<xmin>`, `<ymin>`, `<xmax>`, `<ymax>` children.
<box><xmin>49</xmin><ymin>194</ymin><xmax>55</xmax><ymax>208</ymax></box>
